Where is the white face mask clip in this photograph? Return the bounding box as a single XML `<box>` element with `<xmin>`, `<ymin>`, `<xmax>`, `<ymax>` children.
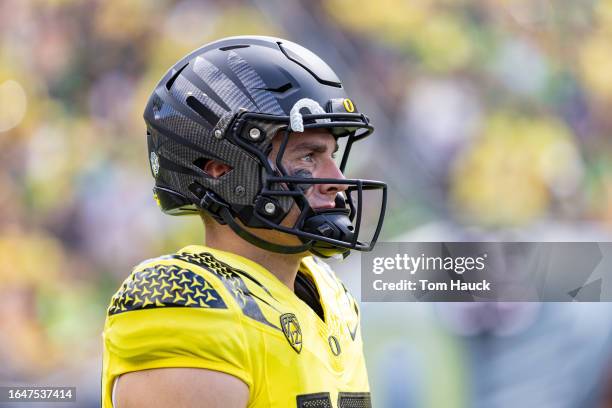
<box><xmin>289</xmin><ymin>98</ymin><xmax>330</xmax><ymax>132</ymax></box>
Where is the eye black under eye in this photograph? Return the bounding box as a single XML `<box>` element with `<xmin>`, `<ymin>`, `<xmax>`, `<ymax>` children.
<box><xmin>292</xmin><ymin>169</ymin><xmax>313</xmax><ymax>178</ymax></box>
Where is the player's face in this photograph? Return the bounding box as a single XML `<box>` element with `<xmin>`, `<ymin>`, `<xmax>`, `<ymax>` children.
<box><xmin>269</xmin><ymin>129</ymin><xmax>348</xmax><ymax>210</ymax></box>
<box><xmin>258</xmin><ymin>129</ymin><xmax>348</xmax><ymax>249</ymax></box>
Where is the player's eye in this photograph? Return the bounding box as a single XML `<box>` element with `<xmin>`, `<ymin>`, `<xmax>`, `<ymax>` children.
<box><xmin>301</xmin><ymin>153</ymin><xmax>314</xmax><ymax>162</ymax></box>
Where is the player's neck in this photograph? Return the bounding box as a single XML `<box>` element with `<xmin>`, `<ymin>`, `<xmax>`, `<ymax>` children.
<box><xmin>204</xmin><ymin>225</ymin><xmax>304</xmax><ymax>290</ymax></box>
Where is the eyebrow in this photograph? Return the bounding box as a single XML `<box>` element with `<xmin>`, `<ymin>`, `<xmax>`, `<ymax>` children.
<box><xmin>291</xmin><ymin>141</ymin><xmax>340</xmax><ymax>154</ymax></box>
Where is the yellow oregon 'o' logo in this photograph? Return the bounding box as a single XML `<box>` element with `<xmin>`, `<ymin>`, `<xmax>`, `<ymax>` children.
<box><xmin>343</xmin><ymin>98</ymin><xmax>355</xmax><ymax>112</ymax></box>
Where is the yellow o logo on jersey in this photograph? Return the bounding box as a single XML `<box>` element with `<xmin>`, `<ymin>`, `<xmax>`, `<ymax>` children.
<box><xmin>343</xmin><ymin>98</ymin><xmax>355</xmax><ymax>112</ymax></box>
<box><xmin>328</xmin><ymin>335</ymin><xmax>341</xmax><ymax>356</ymax></box>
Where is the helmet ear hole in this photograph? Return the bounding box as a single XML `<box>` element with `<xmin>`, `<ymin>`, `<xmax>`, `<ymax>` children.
<box><xmin>194</xmin><ymin>157</ymin><xmax>233</xmax><ymax>178</ymax></box>
<box><xmin>193</xmin><ymin>157</ymin><xmax>210</xmax><ymax>170</ymax></box>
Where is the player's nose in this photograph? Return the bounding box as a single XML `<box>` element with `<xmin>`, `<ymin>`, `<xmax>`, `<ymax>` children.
<box><xmin>317</xmin><ymin>160</ymin><xmax>348</xmax><ymax>196</ymax></box>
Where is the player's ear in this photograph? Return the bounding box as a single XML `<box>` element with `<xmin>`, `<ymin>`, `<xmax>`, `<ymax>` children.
<box><xmin>202</xmin><ymin>160</ymin><xmax>232</xmax><ymax>178</ymax></box>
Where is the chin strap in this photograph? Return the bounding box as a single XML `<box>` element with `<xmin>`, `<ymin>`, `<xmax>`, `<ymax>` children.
<box><xmin>219</xmin><ymin>206</ymin><xmax>312</xmax><ymax>254</ymax></box>
<box><xmin>198</xmin><ymin>190</ymin><xmax>312</xmax><ymax>254</ymax></box>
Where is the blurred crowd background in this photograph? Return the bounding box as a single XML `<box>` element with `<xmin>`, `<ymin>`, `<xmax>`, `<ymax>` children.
<box><xmin>1</xmin><ymin>0</ymin><xmax>612</xmax><ymax>407</ymax></box>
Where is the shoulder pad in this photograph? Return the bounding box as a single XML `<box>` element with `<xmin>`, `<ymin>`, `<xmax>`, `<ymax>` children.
<box><xmin>310</xmin><ymin>256</ymin><xmax>337</xmax><ymax>278</ymax></box>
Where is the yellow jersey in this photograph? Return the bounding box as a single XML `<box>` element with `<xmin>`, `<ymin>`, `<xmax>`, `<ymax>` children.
<box><xmin>101</xmin><ymin>245</ymin><xmax>371</xmax><ymax>407</ymax></box>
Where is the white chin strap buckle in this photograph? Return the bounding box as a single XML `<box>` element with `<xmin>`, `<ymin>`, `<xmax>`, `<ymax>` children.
<box><xmin>289</xmin><ymin>98</ymin><xmax>330</xmax><ymax>132</ymax></box>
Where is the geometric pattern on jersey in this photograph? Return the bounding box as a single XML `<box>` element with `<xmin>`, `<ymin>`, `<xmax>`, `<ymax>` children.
<box><xmin>107</xmin><ymin>264</ymin><xmax>227</xmax><ymax>316</ymax></box>
<box><xmin>296</xmin><ymin>392</ymin><xmax>333</xmax><ymax>408</ymax></box>
<box><xmin>295</xmin><ymin>392</ymin><xmax>372</xmax><ymax>408</ymax></box>
<box><xmin>171</xmin><ymin>251</ymin><xmax>280</xmax><ymax>330</ymax></box>
<box><xmin>337</xmin><ymin>392</ymin><xmax>372</xmax><ymax>408</ymax></box>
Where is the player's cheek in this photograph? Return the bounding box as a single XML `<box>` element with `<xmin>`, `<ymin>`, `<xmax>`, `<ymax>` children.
<box><xmin>280</xmin><ymin>204</ymin><xmax>301</xmax><ymax>227</ymax></box>
<box><xmin>282</xmin><ymin>160</ymin><xmax>313</xmax><ymax>191</ymax></box>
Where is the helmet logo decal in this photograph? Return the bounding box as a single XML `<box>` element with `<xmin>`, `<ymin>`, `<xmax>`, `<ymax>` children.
<box><xmin>280</xmin><ymin>313</ymin><xmax>303</xmax><ymax>353</ymax></box>
<box><xmin>150</xmin><ymin>151</ymin><xmax>160</xmax><ymax>177</ymax></box>
<box><xmin>289</xmin><ymin>98</ymin><xmax>329</xmax><ymax>132</ymax></box>
<box><xmin>343</xmin><ymin>98</ymin><xmax>355</xmax><ymax>112</ymax></box>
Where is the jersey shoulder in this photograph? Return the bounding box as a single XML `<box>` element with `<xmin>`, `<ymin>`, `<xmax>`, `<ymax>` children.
<box><xmin>107</xmin><ymin>253</ymin><xmax>228</xmax><ymax>316</ymax></box>
<box><xmin>103</xmin><ymin>249</ymin><xmax>272</xmax><ymax>392</ymax></box>
<box><xmin>107</xmin><ymin>247</ymin><xmax>281</xmax><ymax>331</ymax></box>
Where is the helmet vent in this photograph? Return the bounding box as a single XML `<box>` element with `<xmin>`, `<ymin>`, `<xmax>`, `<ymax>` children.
<box><xmin>219</xmin><ymin>44</ymin><xmax>250</xmax><ymax>51</ymax></box>
<box><xmin>260</xmin><ymin>82</ymin><xmax>293</xmax><ymax>93</ymax></box>
<box><xmin>165</xmin><ymin>62</ymin><xmax>189</xmax><ymax>90</ymax></box>
<box><xmin>186</xmin><ymin>95</ymin><xmax>220</xmax><ymax>126</ymax></box>
<box><xmin>277</xmin><ymin>41</ymin><xmax>342</xmax><ymax>88</ymax></box>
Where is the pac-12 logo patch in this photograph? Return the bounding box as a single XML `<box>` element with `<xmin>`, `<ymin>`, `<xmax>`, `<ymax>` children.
<box><xmin>280</xmin><ymin>313</ymin><xmax>302</xmax><ymax>354</ymax></box>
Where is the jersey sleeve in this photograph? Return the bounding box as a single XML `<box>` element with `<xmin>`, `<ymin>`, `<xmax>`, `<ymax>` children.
<box><xmin>102</xmin><ymin>261</ymin><xmax>253</xmax><ymax>390</ymax></box>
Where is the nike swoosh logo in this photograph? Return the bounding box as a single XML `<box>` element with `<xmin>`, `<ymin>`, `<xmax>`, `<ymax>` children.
<box><xmin>348</xmin><ymin>322</ymin><xmax>359</xmax><ymax>341</ymax></box>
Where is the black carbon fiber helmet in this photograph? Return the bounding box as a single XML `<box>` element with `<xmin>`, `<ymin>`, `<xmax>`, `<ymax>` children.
<box><xmin>144</xmin><ymin>36</ymin><xmax>386</xmax><ymax>257</ymax></box>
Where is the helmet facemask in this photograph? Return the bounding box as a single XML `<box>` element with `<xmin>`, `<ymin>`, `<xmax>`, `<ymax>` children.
<box><xmin>201</xmin><ymin>109</ymin><xmax>387</xmax><ymax>258</ymax></box>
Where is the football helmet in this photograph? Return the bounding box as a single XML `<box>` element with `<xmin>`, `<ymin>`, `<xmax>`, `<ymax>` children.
<box><xmin>144</xmin><ymin>36</ymin><xmax>386</xmax><ymax>257</ymax></box>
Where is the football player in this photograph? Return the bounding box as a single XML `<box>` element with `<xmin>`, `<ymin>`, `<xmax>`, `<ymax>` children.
<box><xmin>102</xmin><ymin>36</ymin><xmax>387</xmax><ymax>408</ymax></box>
